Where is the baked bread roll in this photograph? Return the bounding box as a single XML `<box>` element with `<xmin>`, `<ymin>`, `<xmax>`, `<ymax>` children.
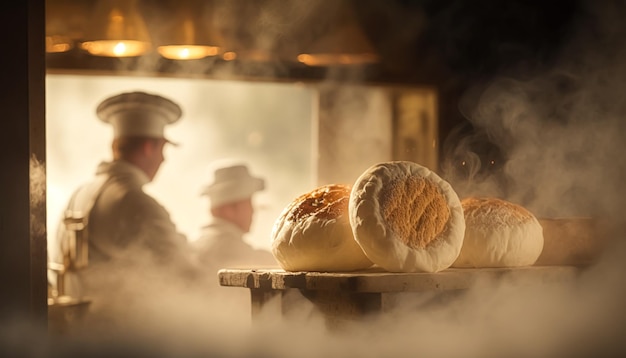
<box><xmin>349</xmin><ymin>161</ymin><xmax>465</xmax><ymax>273</ymax></box>
<box><xmin>452</xmin><ymin>197</ymin><xmax>544</xmax><ymax>268</ymax></box>
<box><xmin>271</xmin><ymin>184</ymin><xmax>373</xmax><ymax>272</ymax></box>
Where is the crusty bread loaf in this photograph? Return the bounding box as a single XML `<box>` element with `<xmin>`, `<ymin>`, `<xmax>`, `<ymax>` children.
<box><xmin>452</xmin><ymin>197</ymin><xmax>544</xmax><ymax>268</ymax></box>
<box><xmin>271</xmin><ymin>184</ymin><xmax>373</xmax><ymax>272</ymax></box>
<box><xmin>349</xmin><ymin>161</ymin><xmax>465</xmax><ymax>273</ymax></box>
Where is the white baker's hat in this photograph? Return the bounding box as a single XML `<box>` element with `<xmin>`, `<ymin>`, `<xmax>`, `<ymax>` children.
<box><xmin>96</xmin><ymin>91</ymin><xmax>182</xmax><ymax>143</ymax></box>
<box><xmin>200</xmin><ymin>159</ymin><xmax>265</xmax><ymax>208</ymax></box>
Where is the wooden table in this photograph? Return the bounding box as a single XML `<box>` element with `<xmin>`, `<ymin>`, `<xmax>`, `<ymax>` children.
<box><xmin>219</xmin><ymin>265</ymin><xmax>581</xmax><ymax>327</ymax></box>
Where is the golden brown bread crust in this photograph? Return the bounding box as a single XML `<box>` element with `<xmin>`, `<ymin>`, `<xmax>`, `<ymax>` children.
<box><xmin>379</xmin><ymin>176</ymin><xmax>450</xmax><ymax>250</ymax></box>
<box><xmin>271</xmin><ymin>183</ymin><xmax>373</xmax><ymax>272</ymax></box>
<box><xmin>452</xmin><ymin>196</ymin><xmax>544</xmax><ymax>268</ymax></box>
<box><xmin>461</xmin><ymin>197</ymin><xmax>535</xmax><ymax>227</ymax></box>
<box><xmin>285</xmin><ymin>184</ymin><xmax>350</xmax><ymax>223</ymax></box>
<box><xmin>349</xmin><ymin>161</ymin><xmax>465</xmax><ymax>273</ymax></box>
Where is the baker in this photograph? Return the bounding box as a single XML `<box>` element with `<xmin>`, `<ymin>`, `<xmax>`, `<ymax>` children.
<box><xmin>191</xmin><ymin>159</ymin><xmax>276</xmax><ymax>281</ymax></box>
<box><xmin>48</xmin><ymin>91</ymin><xmax>192</xmax><ymax>302</ymax></box>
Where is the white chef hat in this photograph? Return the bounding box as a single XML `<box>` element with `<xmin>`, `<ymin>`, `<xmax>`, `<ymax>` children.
<box><xmin>200</xmin><ymin>159</ymin><xmax>265</xmax><ymax>208</ymax></box>
<box><xmin>96</xmin><ymin>91</ymin><xmax>182</xmax><ymax>143</ymax></box>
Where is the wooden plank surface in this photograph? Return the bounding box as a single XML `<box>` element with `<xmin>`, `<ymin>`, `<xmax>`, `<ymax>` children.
<box><xmin>218</xmin><ymin>266</ymin><xmax>580</xmax><ymax>293</ymax></box>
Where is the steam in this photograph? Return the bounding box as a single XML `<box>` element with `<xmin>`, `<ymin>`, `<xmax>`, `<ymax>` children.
<box><xmin>36</xmin><ymin>248</ymin><xmax>626</xmax><ymax>357</ymax></box>
<box><xmin>443</xmin><ymin>56</ymin><xmax>626</xmax><ymax>220</ymax></box>
<box><xmin>117</xmin><ymin>0</ymin><xmax>328</xmax><ymax>79</ymax></box>
<box><xmin>6</xmin><ymin>0</ymin><xmax>626</xmax><ymax>357</ymax></box>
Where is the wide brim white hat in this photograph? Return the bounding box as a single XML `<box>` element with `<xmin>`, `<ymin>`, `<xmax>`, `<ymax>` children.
<box><xmin>201</xmin><ymin>160</ymin><xmax>265</xmax><ymax>207</ymax></box>
<box><xmin>96</xmin><ymin>91</ymin><xmax>182</xmax><ymax>144</ymax></box>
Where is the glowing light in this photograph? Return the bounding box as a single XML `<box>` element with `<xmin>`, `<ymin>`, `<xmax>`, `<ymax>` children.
<box><xmin>80</xmin><ymin>0</ymin><xmax>152</xmax><ymax>57</ymax></box>
<box><xmin>113</xmin><ymin>42</ymin><xmax>126</xmax><ymax>55</ymax></box>
<box><xmin>81</xmin><ymin>40</ymin><xmax>151</xmax><ymax>57</ymax></box>
<box><xmin>46</xmin><ymin>35</ymin><xmax>73</xmax><ymax>53</ymax></box>
<box><xmin>157</xmin><ymin>45</ymin><xmax>220</xmax><ymax>60</ymax></box>
<box><xmin>297</xmin><ymin>53</ymin><xmax>378</xmax><ymax>67</ymax></box>
<box><xmin>222</xmin><ymin>52</ymin><xmax>237</xmax><ymax>61</ymax></box>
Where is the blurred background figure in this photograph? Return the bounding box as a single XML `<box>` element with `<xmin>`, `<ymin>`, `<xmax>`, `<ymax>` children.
<box><xmin>47</xmin><ymin>91</ymin><xmax>192</xmax><ymax>315</ymax></box>
<box><xmin>191</xmin><ymin>159</ymin><xmax>277</xmax><ymax>281</ymax></box>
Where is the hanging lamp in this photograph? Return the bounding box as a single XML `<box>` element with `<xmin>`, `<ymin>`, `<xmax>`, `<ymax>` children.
<box><xmin>80</xmin><ymin>0</ymin><xmax>152</xmax><ymax>57</ymax></box>
<box><xmin>297</xmin><ymin>3</ymin><xmax>379</xmax><ymax>66</ymax></box>
<box><xmin>156</xmin><ymin>0</ymin><xmax>221</xmax><ymax>60</ymax></box>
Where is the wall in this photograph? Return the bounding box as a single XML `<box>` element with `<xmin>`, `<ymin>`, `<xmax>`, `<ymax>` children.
<box><xmin>46</xmin><ymin>74</ymin><xmax>314</xmax><ymax>250</ymax></box>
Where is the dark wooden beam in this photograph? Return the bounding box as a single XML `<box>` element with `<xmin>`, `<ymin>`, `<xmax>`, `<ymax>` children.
<box><xmin>0</xmin><ymin>0</ymin><xmax>47</xmax><ymax>324</ymax></box>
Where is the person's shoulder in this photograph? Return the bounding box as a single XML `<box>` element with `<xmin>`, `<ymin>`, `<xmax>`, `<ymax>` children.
<box><xmin>113</xmin><ymin>187</ymin><xmax>171</xmax><ymax>218</ymax></box>
<box><xmin>127</xmin><ymin>189</ymin><xmax>165</xmax><ymax>206</ymax></box>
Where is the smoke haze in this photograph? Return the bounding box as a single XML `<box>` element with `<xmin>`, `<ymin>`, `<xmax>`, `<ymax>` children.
<box><xmin>7</xmin><ymin>0</ymin><xmax>626</xmax><ymax>357</ymax></box>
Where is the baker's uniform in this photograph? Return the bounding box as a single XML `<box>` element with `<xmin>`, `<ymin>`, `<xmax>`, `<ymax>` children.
<box><xmin>48</xmin><ymin>91</ymin><xmax>188</xmax><ymax>300</ymax></box>
<box><xmin>191</xmin><ymin>161</ymin><xmax>276</xmax><ymax>281</ymax></box>
<box><xmin>194</xmin><ymin>216</ymin><xmax>276</xmax><ymax>273</ymax></box>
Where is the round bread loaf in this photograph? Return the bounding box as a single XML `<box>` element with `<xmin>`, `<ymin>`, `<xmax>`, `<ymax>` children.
<box><xmin>349</xmin><ymin>161</ymin><xmax>465</xmax><ymax>273</ymax></box>
<box><xmin>452</xmin><ymin>197</ymin><xmax>544</xmax><ymax>268</ymax></box>
<box><xmin>271</xmin><ymin>184</ymin><xmax>373</xmax><ymax>272</ymax></box>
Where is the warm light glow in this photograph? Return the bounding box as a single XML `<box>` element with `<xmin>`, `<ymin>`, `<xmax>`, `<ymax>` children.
<box><xmin>157</xmin><ymin>45</ymin><xmax>220</xmax><ymax>60</ymax></box>
<box><xmin>219</xmin><ymin>49</ymin><xmax>276</xmax><ymax>62</ymax></box>
<box><xmin>46</xmin><ymin>35</ymin><xmax>73</xmax><ymax>53</ymax></box>
<box><xmin>80</xmin><ymin>0</ymin><xmax>152</xmax><ymax>57</ymax></box>
<box><xmin>46</xmin><ymin>74</ymin><xmax>315</xmax><ymax>264</ymax></box>
<box><xmin>296</xmin><ymin>4</ymin><xmax>380</xmax><ymax>68</ymax></box>
<box><xmin>80</xmin><ymin>40</ymin><xmax>151</xmax><ymax>57</ymax></box>
<box><xmin>297</xmin><ymin>53</ymin><xmax>379</xmax><ymax>66</ymax></box>
<box><xmin>155</xmin><ymin>3</ymin><xmax>223</xmax><ymax>62</ymax></box>
<box><xmin>222</xmin><ymin>51</ymin><xmax>237</xmax><ymax>61</ymax></box>
<box><xmin>231</xmin><ymin>50</ymin><xmax>274</xmax><ymax>62</ymax></box>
